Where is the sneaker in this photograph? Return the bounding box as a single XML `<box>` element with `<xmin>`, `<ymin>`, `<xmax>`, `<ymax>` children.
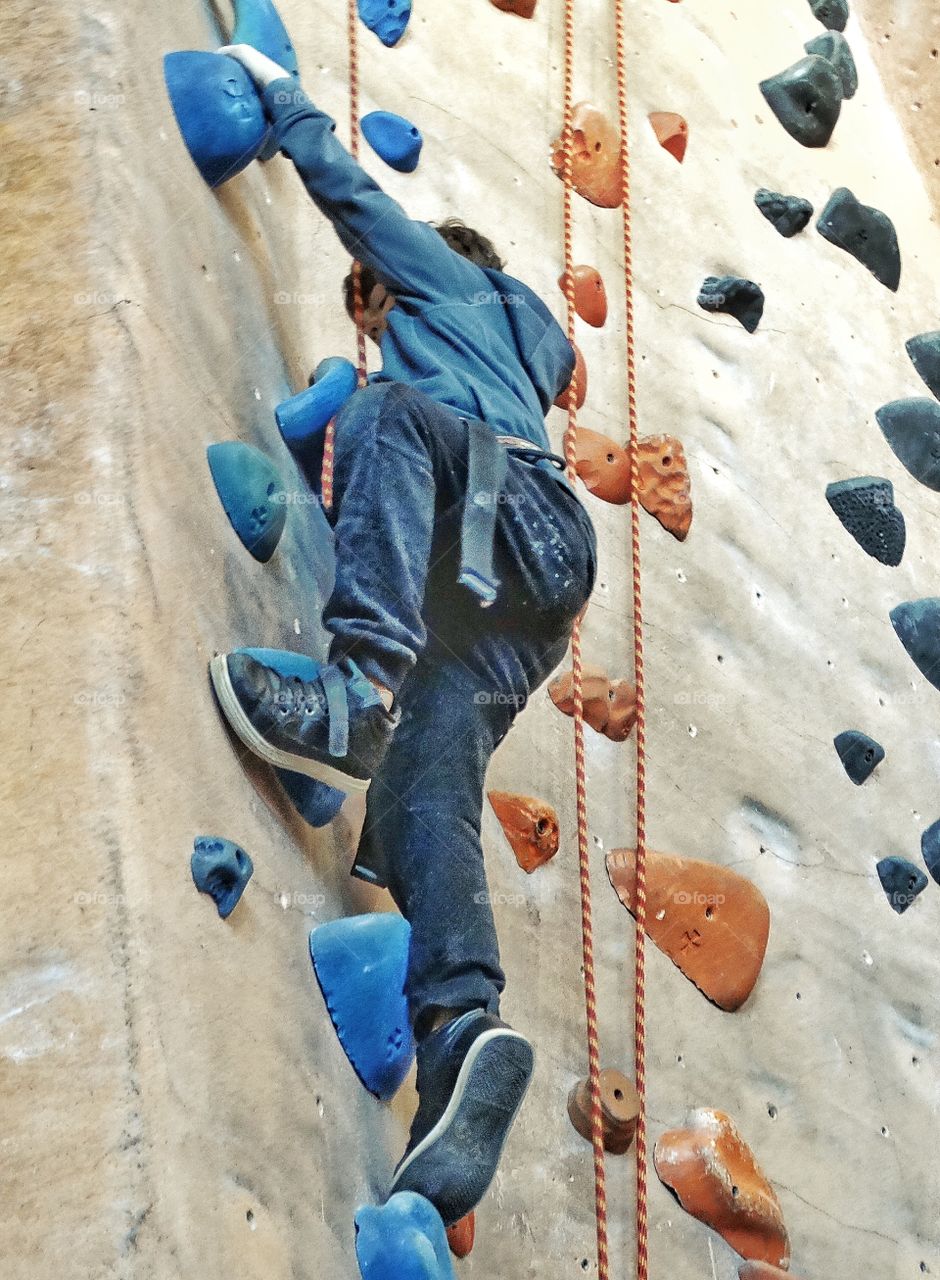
<box><xmin>389</xmin><ymin>1010</ymin><xmax>535</xmax><ymax>1225</ymax></box>
<box><xmin>209</xmin><ymin>652</ymin><xmax>397</xmax><ymax>792</ymax></box>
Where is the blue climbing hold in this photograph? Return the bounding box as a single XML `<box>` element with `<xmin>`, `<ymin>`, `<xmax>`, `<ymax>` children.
<box><xmin>309</xmin><ymin>913</ymin><xmax>416</xmax><ymax>1101</ymax></box>
<box><xmin>355</xmin><ymin>1194</ymin><xmax>455</xmax><ymax>1280</ymax></box>
<box><xmin>163</xmin><ymin>51</ymin><xmax>269</xmax><ymax>188</ymax></box>
<box><xmin>889</xmin><ymin>599</ymin><xmax>940</xmax><ymax>693</ymax></box>
<box><xmin>362</xmin><ymin>111</ymin><xmax>423</xmax><ymax>173</ymax></box>
<box><xmin>358</xmin><ymin>0</ymin><xmax>412</xmax><ymax>47</ymax></box>
<box><xmin>207</xmin><ymin>441</ymin><xmax>287</xmax><ymax>562</ymax></box>
<box><xmin>232</xmin><ymin>0</ymin><xmax>299</xmax><ymax>75</ymax></box>
<box><xmin>231</xmin><ymin>0</ymin><xmax>300</xmax><ymax>161</ymax></box>
<box><xmin>237</xmin><ymin>648</ymin><xmax>346</xmax><ymax>826</ymax></box>
<box><xmin>876</xmin><ymin>399</ymin><xmax>940</xmax><ymax>492</ymax></box>
<box><xmin>876</xmin><ymin>857</ymin><xmax>928</xmax><ymax>915</ymax></box>
<box><xmin>192</xmin><ymin>836</ymin><xmax>254</xmax><ymax>918</ymax></box>
<box><xmin>834</xmin><ymin>730</ymin><xmax>884</xmax><ymax>785</ymax></box>
<box><xmin>920</xmin><ymin>820</ymin><xmax>940</xmax><ymax>885</ymax></box>
<box><xmin>276</xmin><ymin>357</ymin><xmax>358</xmax><ymax>490</ymax></box>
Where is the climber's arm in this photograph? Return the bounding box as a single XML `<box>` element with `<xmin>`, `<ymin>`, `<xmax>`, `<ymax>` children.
<box><xmin>218</xmin><ymin>47</ymin><xmax>482</xmax><ymax>305</ymax></box>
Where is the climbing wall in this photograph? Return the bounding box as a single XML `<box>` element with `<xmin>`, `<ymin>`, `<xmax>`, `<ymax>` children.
<box><xmin>2</xmin><ymin>1</ymin><xmax>939</xmax><ymax>1278</ymax></box>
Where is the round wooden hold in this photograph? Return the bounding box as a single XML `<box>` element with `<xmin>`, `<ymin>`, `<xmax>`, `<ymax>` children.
<box><xmin>567</xmin><ymin>1068</ymin><xmax>640</xmax><ymax>1155</ymax></box>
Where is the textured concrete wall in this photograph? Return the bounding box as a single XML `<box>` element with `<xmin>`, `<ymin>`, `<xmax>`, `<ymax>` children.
<box><xmin>1</xmin><ymin>1</ymin><xmax>938</xmax><ymax>1278</ymax></box>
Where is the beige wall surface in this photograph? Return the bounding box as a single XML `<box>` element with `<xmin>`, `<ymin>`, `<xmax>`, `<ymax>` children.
<box><xmin>1</xmin><ymin>1</ymin><xmax>938</xmax><ymax>1278</ymax></box>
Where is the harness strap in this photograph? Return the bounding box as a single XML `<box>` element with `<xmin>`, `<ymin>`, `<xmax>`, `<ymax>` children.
<box><xmin>320</xmin><ymin>664</ymin><xmax>350</xmax><ymax>758</ymax></box>
<box><xmin>458</xmin><ymin>418</ymin><xmax>509</xmax><ymax>607</ymax></box>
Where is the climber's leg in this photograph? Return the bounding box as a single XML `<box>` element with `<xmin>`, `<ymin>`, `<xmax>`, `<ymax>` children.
<box><xmin>375</xmin><ymin>454</ymin><xmax>597</xmax><ymax>1224</ymax></box>
<box><xmin>208</xmin><ymin>382</ymin><xmax>482</xmax><ymax>791</ymax></box>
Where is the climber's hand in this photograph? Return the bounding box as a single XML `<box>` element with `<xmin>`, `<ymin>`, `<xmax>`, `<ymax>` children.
<box><xmin>218</xmin><ymin>44</ymin><xmax>291</xmax><ymax>89</ymax></box>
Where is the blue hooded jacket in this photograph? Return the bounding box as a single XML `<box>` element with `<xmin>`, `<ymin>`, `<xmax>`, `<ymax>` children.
<box><xmin>264</xmin><ymin>83</ymin><xmax>576</xmax><ymax>453</ymax></box>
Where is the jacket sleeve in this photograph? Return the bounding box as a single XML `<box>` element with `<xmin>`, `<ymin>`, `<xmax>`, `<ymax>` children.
<box><xmin>262</xmin><ymin>81</ymin><xmax>485</xmax><ymax>305</ymax></box>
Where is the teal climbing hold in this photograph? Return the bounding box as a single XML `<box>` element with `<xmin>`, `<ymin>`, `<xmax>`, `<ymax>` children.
<box><xmin>362</xmin><ymin>111</ymin><xmax>423</xmax><ymax>173</ymax></box>
<box><xmin>876</xmin><ymin>857</ymin><xmax>928</xmax><ymax>915</ymax></box>
<box><xmin>276</xmin><ymin>357</ymin><xmax>358</xmax><ymax>491</ymax></box>
<box><xmin>232</xmin><ymin>0</ymin><xmax>299</xmax><ymax>75</ymax></box>
<box><xmin>355</xmin><ymin>1194</ymin><xmax>455</xmax><ymax>1280</ymax></box>
<box><xmin>890</xmin><ymin>599</ymin><xmax>940</xmax><ymax>693</ymax></box>
<box><xmin>236</xmin><ymin>649</ymin><xmax>346</xmax><ymax>826</ymax></box>
<box><xmin>358</xmin><ymin>0</ymin><xmax>412</xmax><ymax>47</ymax></box>
<box><xmin>163</xmin><ymin>52</ymin><xmax>269</xmax><ymax>188</ymax></box>
<box><xmin>876</xmin><ymin>399</ymin><xmax>940</xmax><ymax>491</ymax></box>
<box><xmin>906</xmin><ymin>332</ymin><xmax>940</xmax><ymax>401</ymax></box>
<box><xmin>309</xmin><ymin>913</ymin><xmax>416</xmax><ymax>1101</ymax></box>
<box><xmin>207</xmin><ymin>441</ymin><xmax>287</xmax><ymax>562</ymax></box>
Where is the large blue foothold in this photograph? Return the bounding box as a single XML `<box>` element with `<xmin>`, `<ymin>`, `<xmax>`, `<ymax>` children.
<box><xmin>876</xmin><ymin>399</ymin><xmax>940</xmax><ymax>492</ymax></box>
<box><xmin>358</xmin><ymin>0</ymin><xmax>412</xmax><ymax>46</ymax></box>
<box><xmin>207</xmin><ymin>441</ymin><xmax>287</xmax><ymax>562</ymax></box>
<box><xmin>355</xmin><ymin>1194</ymin><xmax>456</xmax><ymax>1280</ymax></box>
<box><xmin>362</xmin><ymin>111</ymin><xmax>423</xmax><ymax>173</ymax></box>
<box><xmin>237</xmin><ymin>648</ymin><xmax>346</xmax><ymax>826</ymax></box>
<box><xmin>275</xmin><ymin>358</ymin><xmax>358</xmax><ymax>491</ymax></box>
<box><xmin>876</xmin><ymin>857</ymin><xmax>928</xmax><ymax>915</ymax></box>
<box><xmin>192</xmin><ymin>836</ymin><xmax>254</xmax><ymax>918</ymax></box>
<box><xmin>309</xmin><ymin>913</ymin><xmax>416</xmax><ymax>1101</ymax></box>
<box><xmin>890</xmin><ymin>598</ymin><xmax>940</xmax><ymax>693</ymax></box>
<box><xmin>163</xmin><ymin>52</ymin><xmax>269</xmax><ymax>188</ymax></box>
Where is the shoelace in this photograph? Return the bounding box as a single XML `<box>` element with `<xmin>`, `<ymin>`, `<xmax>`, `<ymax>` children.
<box><xmin>272</xmin><ymin>665</ymin><xmax>350</xmax><ymax>758</ymax></box>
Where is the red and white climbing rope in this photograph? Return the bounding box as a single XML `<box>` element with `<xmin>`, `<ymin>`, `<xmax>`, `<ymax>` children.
<box><xmin>321</xmin><ymin>0</ymin><xmax>369</xmax><ymax>509</ymax></box>
<box><xmin>559</xmin><ymin>0</ymin><xmax>612</xmax><ymax>1276</ymax></box>
<box><xmin>613</xmin><ymin>0</ymin><xmax>650</xmax><ymax>1275</ymax></box>
<box><xmin>561</xmin><ymin>1</ymin><xmax>650</xmax><ymax>1276</ymax></box>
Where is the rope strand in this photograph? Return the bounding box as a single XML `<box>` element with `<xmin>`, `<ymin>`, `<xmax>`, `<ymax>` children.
<box><xmin>322</xmin><ymin>0</ymin><xmax>369</xmax><ymax>509</ymax></box>
<box><xmin>613</xmin><ymin>2</ymin><xmax>650</xmax><ymax>1277</ymax></box>
<box><xmin>560</xmin><ymin>0</ymin><xmax>611</xmax><ymax>1274</ymax></box>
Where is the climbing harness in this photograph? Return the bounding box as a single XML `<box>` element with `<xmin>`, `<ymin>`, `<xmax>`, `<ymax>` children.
<box><xmin>560</xmin><ymin>0</ymin><xmax>649</xmax><ymax>1276</ymax></box>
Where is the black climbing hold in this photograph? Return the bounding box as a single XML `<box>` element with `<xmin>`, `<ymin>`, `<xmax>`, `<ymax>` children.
<box><xmin>834</xmin><ymin>730</ymin><xmax>885</xmax><ymax>784</ymax></box>
<box><xmin>920</xmin><ymin>820</ymin><xmax>940</xmax><ymax>885</ymax></box>
<box><xmin>809</xmin><ymin>0</ymin><xmax>849</xmax><ymax>31</ymax></box>
<box><xmin>696</xmin><ymin>276</ymin><xmax>764</xmax><ymax>333</ymax></box>
<box><xmin>876</xmin><ymin>857</ymin><xmax>928</xmax><ymax>915</ymax></box>
<box><xmin>825</xmin><ymin>476</ymin><xmax>905</xmax><ymax>566</ymax></box>
<box><xmin>192</xmin><ymin>836</ymin><xmax>254</xmax><ymax>918</ymax></box>
<box><xmin>890</xmin><ymin>599</ymin><xmax>940</xmax><ymax>693</ymax></box>
<box><xmin>804</xmin><ymin>31</ymin><xmax>858</xmax><ymax>98</ymax></box>
<box><xmin>754</xmin><ymin>189</ymin><xmax>814</xmax><ymax>238</ymax></box>
<box><xmin>207</xmin><ymin>441</ymin><xmax>288</xmax><ymax>562</ymax></box>
<box><xmin>817</xmin><ymin>188</ymin><xmax>901</xmax><ymax>291</ymax></box>
<box><xmin>906</xmin><ymin>332</ymin><xmax>940</xmax><ymax>402</ymax></box>
<box><xmin>760</xmin><ymin>55</ymin><xmax>843</xmax><ymax>148</ymax></box>
<box><xmin>876</xmin><ymin>400</ymin><xmax>940</xmax><ymax>490</ymax></box>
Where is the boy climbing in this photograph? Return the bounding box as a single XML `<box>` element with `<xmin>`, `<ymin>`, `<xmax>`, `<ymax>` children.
<box><xmin>209</xmin><ymin>44</ymin><xmax>597</xmax><ymax>1227</ymax></box>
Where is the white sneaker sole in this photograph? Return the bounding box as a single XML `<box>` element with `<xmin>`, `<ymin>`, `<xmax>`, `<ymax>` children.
<box><xmin>389</xmin><ymin>1028</ymin><xmax>535</xmax><ymax>1224</ymax></box>
<box><xmin>209</xmin><ymin>654</ymin><xmax>371</xmax><ymax>794</ymax></box>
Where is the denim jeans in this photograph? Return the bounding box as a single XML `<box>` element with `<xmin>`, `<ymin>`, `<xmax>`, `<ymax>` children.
<box><xmin>324</xmin><ymin>383</ymin><xmax>597</xmax><ymax>1034</ymax></box>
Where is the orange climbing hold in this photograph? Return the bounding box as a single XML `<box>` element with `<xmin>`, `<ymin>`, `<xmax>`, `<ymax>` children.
<box><xmin>648</xmin><ymin>111</ymin><xmax>688</xmax><ymax>163</ymax></box>
<box><xmin>574</xmin><ymin>426</ymin><xmax>631</xmax><ymax>504</ymax></box>
<box><xmin>654</xmin><ymin>1109</ymin><xmax>790</xmax><ymax>1269</ymax></box>
<box><xmin>551</xmin><ymin>103</ymin><xmax>622</xmax><ymax>208</ymax></box>
<box><xmin>606</xmin><ymin>848</ymin><xmax>769</xmax><ymax>1011</ymax></box>
<box><xmin>489</xmin><ymin>0</ymin><xmax>537</xmax><ymax>14</ymax></box>
<box><xmin>740</xmin><ymin>1264</ymin><xmax>803</xmax><ymax>1280</ymax></box>
<box><xmin>637</xmin><ymin>434</ymin><xmax>692</xmax><ymax>540</ymax></box>
<box><xmin>554</xmin><ymin>341</ymin><xmax>588</xmax><ymax>410</ymax></box>
<box><xmin>568</xmin><ymin>1069</ymin><xmax>640</xmax><ymax>1154</ymax></box>
<box><xmin>558</xmin><ymin>265</ymin><xmax>608</xmax><ymax>327</ymax></box>
<box><xmin>446</xmin><ymin>1213</ymin><xmax>476</xmax><ymax>1258</ymax></box>
<box><xmin>549</xmin><ymin>666</ymin><xmax>637</xmax><ymax>742</ymax></box>
<box><xmin>487</xmin><ymin>792</ymin><xmax>560</xmax><ymax>873</ymax></box>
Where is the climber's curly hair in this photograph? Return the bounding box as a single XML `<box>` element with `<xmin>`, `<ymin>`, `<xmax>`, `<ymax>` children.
<box><xmin>343</xmin><ymin>219</ymin><xmax>504</xmax><ymax>317</ymax></box>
